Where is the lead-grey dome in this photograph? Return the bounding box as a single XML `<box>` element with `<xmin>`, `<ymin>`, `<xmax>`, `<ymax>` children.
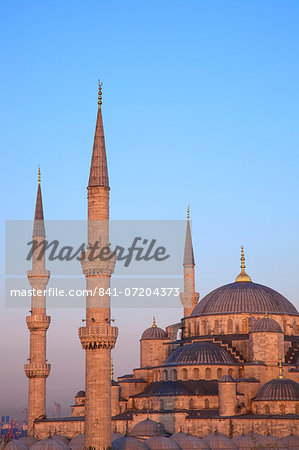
<box><xmin>147</xmin><ymin>437</ymin><xmax>180</xmax><ymax>450</ymax></box>
<box><xmin>130</xmin><ymin>419</ymin><xmax>167</xmax><ymax>438</ymax></box>
<box><xmin>255</xmin><ymin>378</ymin><xmax>299</xmax><ymax>401</ymax></box>
<box><xmin>141</xmin><ymin>326</ymin><xmax>168</xmax><ymax>340</ymax></box>
<box><xmin>191</xmin><ymin>282</ymin><xmax>298</xmax><ymax>316</ymax></box>
<box><xmin>163</xmin><ymin>342</ymin><xmax>236</xmax><ymax>366</ymax></box>
<box><xmin>204</xmin><ymin>432</ymin><xmax>237</xmax><ymax>449</ymax></box>
<box><xmin>250</xmin><ymin>317</ymin><xmax>283</xmax><ymax>333</ymax></box>
<box><xmin>75</xmin><ymin>390</ymin><xmax>85</xmax><ymax>397</ymax></box>
<box><xmin>112</xmin><ymin>437</ymin><xmax>150</xmax><ymax>450</ymax></box>
<box><xmin>31</xmin><ymin>438</ymin><xmax>69</xmax><ymax>450</ymax></box>
<box><xmin>171</xmin><ymin>435</ymin><xmax>211</xmax><ymax>449</ymax></box>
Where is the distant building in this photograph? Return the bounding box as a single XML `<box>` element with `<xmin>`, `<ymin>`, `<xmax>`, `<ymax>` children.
<box><xmin>53</xmin><ymin>403</ymin><xmax>61</xmax><ymax>419</ymax></box>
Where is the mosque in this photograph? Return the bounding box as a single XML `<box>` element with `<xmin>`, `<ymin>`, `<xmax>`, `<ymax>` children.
<box><xmin>22</xmin><ymin>84</ymin><xmax>299</xmax><ymax>449</ymax></box>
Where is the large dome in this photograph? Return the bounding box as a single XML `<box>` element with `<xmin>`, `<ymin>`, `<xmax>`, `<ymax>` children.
<box><xmin>163</xmin><ymin>342</ymin><xmax>236</xmax><ymax>365</ymax></box>
<box><xmin>191</xmin><ymin>281</ymin><xmax>298</xmax><ymax>316</ymax></box>
<box><xmin>255</xmin><ymin>378</ymin><xmax>299</xmax><ymax>401</ymax></box>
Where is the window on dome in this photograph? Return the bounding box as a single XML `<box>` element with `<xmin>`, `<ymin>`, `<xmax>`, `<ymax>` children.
<box><xmin>193</xmin><ymin>368</ymin><xmax>199</xmax><ymax>380</ymax></box>
<box><xmin>214</xmin><ymin>320</ymin><xmax>220</xmax><ymax>333</ymax></box>
<box><xmin>265</xmin><ymin>405</ymin><xmax>270</xmax><ymax>415</ymax></box>
<box><xmin>160</xmin><ymin>400</ymin><xmax>164</xmax><ymax>410</ymax></box>
<box><xmin>228</xmin><ymin>319</ymin><xmax>233</xmax><ymax>333</ymax></box>
<box><xmin>204</xmin><ymin>399</ymin><xmax>210</xmax><ymax>409</ymax></box>
<box><xmin>205</xmin><ymin>368</ymin><xmax>211</xmax><ymax>379</ymax></box>
<box><xmin>279</xmin><ymin>404</ymin><xmax>286</xmax><ymax>415</ymax></box>
<box><xmin>202</xmin><ymin>320</ymin><xmax>207</xmax><ymax>335</ymax></box>
<box><xmin>242</xmin><ymin>318</ymin><xmax>248</xmax><ymax>333</ymax></box>
<box><xmin>228</xmin><ymin>368</ymin><xmax>234</xmax><ymax>377</ymax></box>
<box><xmin>171</xmin><ymin>369</ymin><xmax>177</xmax><ymax>381</ymax></box>
<box><xmin>296</xmin><ymin>404</ymin><xmax>299</xmax><ymax>414</ymax></box>
<box><xmin>283</xmin><ymin>320</ymin><xmax>287</xmax><ymax>333</ymax></box>
<box><xmin>157</xmin><ymin>370</ymin><xmax>161</xmax><ymax>381</ymax></box>
<box><xmin>189</xmin><ymin>399</ymin><xmax>194</xmax><ymax>410</ymax></box>
<box><xmin>163</xmin><ymin>369</ymin><xmax>168</xmax><ymax>381</ymax></box>
<box><xmin>153</xmin><ymin>372</ymin><xmax>157</xmax><ymax>382</ymax></box>
<box><xmin>182</xmin><ymin>368</ymin><xmax>188</xmax><ymax>381</ymax></box>
<box><xmin>217</xmin><ymin>368</ymin><xmax>223</xmax><ymax>379</ymax></box>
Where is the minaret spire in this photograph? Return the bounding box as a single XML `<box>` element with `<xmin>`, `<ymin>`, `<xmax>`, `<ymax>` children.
<box><xmin>88</xmin><ymin>80</ymin><xmax>109</xmax><ymax>188</ymax></box>
<box><xmin>180</xmin><ymin>206</ymin><xmax>199</xmax><ymax>319</ymax></box>
<box><xmin>25</xmin><ymin>171</ymin><xmax>51</xmax><ymax>435</ymax></box>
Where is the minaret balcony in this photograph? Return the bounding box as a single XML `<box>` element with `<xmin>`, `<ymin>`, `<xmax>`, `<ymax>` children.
<box><xmin>26</xmin><ymin>315</ymin><xmax>51</xmax><ymax>331</ymax></box>
<box><xmin>24</xmin><ymin>363</ymin><xmax>51</xmax><ymax>378</ymax></box>
<box><xmin>78</xmin><ymin>324</ymin><xmax>118</xmax><ymax>349</ymax></box>
<box><xmin>81</xmin><ymin>252</ymin><xmax>116</xmax><ymax>277</ymax></box>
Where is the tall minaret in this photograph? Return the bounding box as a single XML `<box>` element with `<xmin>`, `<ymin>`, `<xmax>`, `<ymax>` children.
<box><xmin>79</xmin><ymin>82</ymin><xmax>118</xmax><ymax>449</ymax></box>
<box><xmin>180</xmin><ymin>206</ymin><xmax>199</xmax><ymax>317</ymax></box>
<box><xmin>24</xmin><ymin>169</ymin><xmax>51</xmax><ymax>436</ymax></box>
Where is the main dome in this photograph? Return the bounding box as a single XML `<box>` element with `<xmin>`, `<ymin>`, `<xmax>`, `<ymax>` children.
<box><xmin>191</xmin><ymin>281</ymin><xmax>298</xmax><ymax>316</ymax></box>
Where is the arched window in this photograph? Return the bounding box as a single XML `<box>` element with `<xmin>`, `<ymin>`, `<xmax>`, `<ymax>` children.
<box><xmin>175</xmin><ymin>399</ymin><xmax>179</xmax><ymax>410</ymax></box>
<box><xmin>182</xmin><ymin>368</ymin><xmax>188</xmax><ymax>381</ymax></box>
<box><xmin>196</xmin><ymin>323</ymin><xmax>200</xmax><ymax>336</ymax></box>
<box><xmin>228</xmin><ymin>319</ymin><xmax>233</xmax><ymax>333</ymax></box>
<box><xmin>202</xmin><ymin>320</ymin><xmax>207</xmax><ymax>335</ymax></box>
<box><xmin>279</xmin><ymin>404</ymin><xmax>286</xmax><ymax>415</ymax></box>
<box><xmin>205</xmin><ymin>368</ymin><xmax>211</xmax><ymax>380</ymax></box>
<box><xmin>163</xmin><ymin>369</ymin><xmax>168</xmax><ymax>381</ymax></box>
<box><xmin>204</xmin><ymin>399</ymin><xmax>210</xmax><ymax>409</ymax></box>
<box><xmin>242</xmin><ymin>318</ymin><xmax>248</xmax><ymax>333</ymax></box>
<box><xmin>283</xmin><ymin>320</ymin><xmax>287</xmax><ymax>332</ymax></box>
<box><xmin>217</xmin><ymin>368</ymin><xmax>223</xmax><ymax>379</ymax></box>
<box><xmin>265</xmin><ymin>405</ymin><xmax>270</xmax><ymax>415</ymax></box>
<box><xmin>189</xmin><ymin>399</ymin><xmax>194</xmax><ymax>410</ymax></box>
<box><xmin>228</xmin><ymin>368</ymin><xmax>234</xmax><ymax>378</ymax></box>
<box><xmin>239</xmin><ymin>367</ymin><xmax>244</xmax><ymax>378</ymax></box>
<box><xmin>193</xmin><ymin>368</ymin><xmax>199</xmax><ymax>380</ymax></box>
<box><xmin>296</xmin><ymin>404</ymin><xmax>299</xmax><ymax>414</ymax></box>
<box><xmin>149</xmin><ymin>399</ymin><xmax>153</xmax><ymax>410</ymax></box>
<box><xmin>160</xmin><ymin>399</ymin><xmax>164</xmax><ymax>410</ymax></box>
<box><xmin>171</xmin><ymin>369</ymin><xmax>177</xmax><ymax>381</ymax></box>
<box><xmin>214</xmin><ymin>320</ymin><xmax>219</xmax><ymax>333</ymax></box>
<box><xmin>153</xmin><ymin>371</ymin><xmax>157</xmax><ymax>382</ymax></box>
<box><xmin>157</xmin><ymin>370</ymin><xmax>161</xmax><ymax>381</ymax></box>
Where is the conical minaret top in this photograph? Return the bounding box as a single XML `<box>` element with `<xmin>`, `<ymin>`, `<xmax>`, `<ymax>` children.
<box><xmin>33</xmin><ymin>167</ymin><xmax>45</xmax><ymax>237</ymax></box>
<box><xmin>183</xmin><ymin>206</ymin><xmax>195</xmax><ymax>266</ymax></box>
<box><xmin>88</xmin><ymin>81</ymin><xmax>109</xmax><ymax>188</ymax></box>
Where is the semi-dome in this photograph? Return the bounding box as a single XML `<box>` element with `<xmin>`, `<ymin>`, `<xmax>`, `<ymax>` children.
<box><xmin>141</xmin><ymin>318</ymin><xmax>168</xmax><ymax>340</ymax></box>
<box><xmin>75</xmin><ymin>390</ymin><xmax>85</xmax><ymax>397</ymax></box>
<box><xmin>250</xmin><ymin>317</ymin><xmax>283</xmax><ymax>333</ymax></box>
<box><xmin>130</xmin><ymin>419</ymin><xmax>167</xmax><ymax>438</ymax></box>
<box><xmin>191</xmin><ymin>282</ymin><xmax>298</xmax><ymax>317</ymax></box>
<box><xmin>163</xmin><ymin>342</ymin><xmax>236</xmax><ymax>366</ymax></box>
<box><xmin>255</xmin><ymin>378</ymin><xmax>299</xmax><ymax>401</ymax></box>
<box><xmin>146</xmin><ymin>436</ymin><xmax>180</xmax><ymax>449</ymax></box>
<box><xmin>172</xmin><ymin>435</ymin><xmax>211</xmax><ymax>449</ymax></box>
<box><xmin>112</xmin><ymin>437</ymin><xmax>150</xmax><ymax>450</ymax></box>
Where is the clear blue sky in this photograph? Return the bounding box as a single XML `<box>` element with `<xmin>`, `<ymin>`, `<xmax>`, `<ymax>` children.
<box><xmin>1</xmin><ymin>0</ymin><xmax>299</xmax><ymax>417</ymax></box>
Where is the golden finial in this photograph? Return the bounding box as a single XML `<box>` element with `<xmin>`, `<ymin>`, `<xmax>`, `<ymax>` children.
<box><xmin>98</xmin><ymin>80</ymin><xmax>103</xmax><ymax>109</ymax></box>
<box><xmin>152</xmin><ymin>316</ymin><xmax>157</xmax><ymax>328</ymax></box>
<box><xmin>187</xmin><ymin>205</ymin><xmax>190</xmax><ymax>221</ymax></box>
<box><xmin>111</xmin><ymin>357</ymin><xmax>114</xmax><ymax>380</ymax></box>
<box><xmin>278</xmin><ymin>356</ymin><xmax>284</xmax><ymax>379</ymax></box>
<box><xmin>235</xmin><ymin>245</ymin><xmax>252</xmax><ymax>283</ymax></box>
<box><xmin>264</xmin><ymin>308</ymin><xmax>269</xmax><ymax>318</ymax></box>
<box><xmin>38</xmin><ymin>167</ymin><xmax>41</xmax><ymax>185</ymax></box>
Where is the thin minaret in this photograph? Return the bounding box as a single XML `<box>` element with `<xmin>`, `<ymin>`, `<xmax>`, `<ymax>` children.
<box><xmin>180</xmin><ymin>206</ymin><xmax>199</xmax><ymax>318</ymax></box>
<box><xmin>24</xmin><ymin>169</ymin><xmax>51</xmax><ymax>436</ymax></box>
<box><xmin>79</xmin><ymin>82</ymin><xmax>118</xmax><ymax>449</ymax></box>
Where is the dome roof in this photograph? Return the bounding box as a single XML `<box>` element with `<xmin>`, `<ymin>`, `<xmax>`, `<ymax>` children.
<box><xmin>69</xmin><ymin>434</ymin><xmax>84</xmax><ymax>450</ymax></box>
<box><xmin>18</xmin><ymin>438</ymin><xmax>38</xmax><ymax>448</ymax></box>
<box><xmin>250</xmin><ymin>317</ymin><xmax>283</xmax><ymax>333</ymax></box>
<box><xmin>141</xmin><ymin>321</ymin><xmax>168</xmax><ymax>340</ymax></box>
<box><xmin>256</xmin><ymin>434</ymin><xmax>278</xmax><ymax>448</ymax></box>
<box><xmin>50</xmin><ymin>437</ymin><xmax>69</xmax><ymax>446</ymax></box>
<box><xmin>75</xmin><ymin>390</ymin><xmax>85</xmax><ymax>397</ymax></box>
<box><xmin>112</xmin><ymin>437</ymin><xmax>150</xmax><ymax>450</ymax></box>
<box><xmin>231</xmin><ymin>435</ymin><xmax>258</xmax><ymax>449</ymax></box>
<box><xmin>147</xmin><ymin>437</ymin><xmax>180</xmax><ymax>449</ymax></box>
<box><xmin>191</xmin><ymin>282</ymin><xmax>298</xmax><ymax>317</ymax></box>
<box><xmin>255</xmin><ymin>378</ymin><xmax>299</xmax><ymax>401</ymax></box>
<box><xmin>172</xmin><ymin>435</ymin><xmax>211</xmax><ymax>449</ymax></box>
<box><xmin>279</xmin><ymin>434</ymin><xmax>299</xmax><ymax>449</ymax></box>
<box><xmin>203</xmin><ymin>432</ymin><xmax>237</xmax><ymax>449</ymax></box>
<box><xmin>130</xmin><ymin>419</ymin><xmax>167</xmax><ymax>438</ymax></box>
<box><xmin>5</xmin><ymin>442</ymin><xmax>29</xmax><ymax>450</ymax></box>
<box><xmin>170</xmin><ymin>433</ymin><xmax>187</xmax><ymax>443</ymax></box>
<box><xmin>163</xmin><ymin>342</ymin><xmax>236</xmax><ymax>366</ymax></box>
<box><xmin>31</xmin><ymin>438</ymin><xmax>69</xmax><ymax>450</ymax></box>
<box><xmin>112</xmin><ymin>433</ymin><xmax>124</xmax><ymax>442</ymax></box>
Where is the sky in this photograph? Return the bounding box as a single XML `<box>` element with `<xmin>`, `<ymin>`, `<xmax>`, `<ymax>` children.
<box><xmin>0</xmin><ymin>0</ymin><xmax>299</xmax><ymax>418</ymax></box>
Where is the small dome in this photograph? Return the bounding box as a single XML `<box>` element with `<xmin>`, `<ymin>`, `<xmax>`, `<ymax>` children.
<box><xmin>147</xmin><ymin>436</ymin><xmax>180</xmax><ymax>449</ymax></box>
<box><xmin>172</xmin><ymin>435</ymin><xmax>210</xmax><ymax>449</ymax></box>
<box><xmin>164</xmin><ymin>342</ymin><xmax>236</xmax><ymax>366</ymax></box>
<box><xmin>204</xmin><ymin>432</ymin><xmax>237</xmax><ymax>449</ymax></box>
<box><xmin>279</xmin><ymin>434</ymin><xmax>299</xmax><ymax>449</ymax></box>
<box><xmin>250</xmin><ymin>317</ymin><xmax>282</xmax><ymax>333</ymax></box>
<box><xmin>112</xmin><ymin>437</ymin><xmax>150</xmax><ymax>450</ymax></box>
<box><xmin>5</xmin><ymin>442</ymin><xmax>29</xmax><ymax>450</ymax></box>
<box><xmin>232</xmin><ymin>435</ymin><xmax>262</xmax><ymax>449</ymax></box>
<box><xmin>191</xmin><ymin>282</ymin><xmax>298</xmax><ymax>316</ymax></box>
<box><xmin>130</xmin><ymin>419</ymin><xmax>167</xmax><ymax>438</ymax></box>
<box><xmin>75</xmin><ymin>390</ymin><xmax>85</xmax><ymax>398</ymax></box>
<box><xmin>112</xmin><ymin>433</ymin><xmax>124</xmax><ymax>442</ymax></box>
<box><xmin>18</xmin><ymin>438</ymin><xmax>38</xmax><ymax>448</ymax></box>
<box><xmin>256</xmin><ymin>434</ymin><xmax>278</xmax><ymax>448</ymax></box>
<box><xmin>255</xmin><ymin>378</ymin><xmax>299</xmax><ymax>401</ymax></box>
<box><xmin>170</xmin><ymin>433</ymin><xmax>187</xmax><ymax>443</ymax></box>
<box><xmin>50</xmin><ymin>437</ymin><xmax>69</xmax><ymax>446</ymax></box>
<box><xmin>219</xmin><ymin>375</ymin><xmax>234</xmax><ymax>382</ymax></box>
<box><xmin>141</xmin><ymin>321</ymin><xmax>168</xmax><ymax>340</ymax></box>
<box><xmin>69</xmin><ymin>434</ymin><xmax>84</xmax><ymax>450</ymax></box>
<box><xmin>31</xmin><ymin>438</ymin><xmax>69</xmax><ymax>450</ymax></box>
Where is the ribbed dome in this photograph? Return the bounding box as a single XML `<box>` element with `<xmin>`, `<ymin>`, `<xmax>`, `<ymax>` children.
<box><xmin>112</xmin><ymin>437</ymin><xmax>150</xmax><ymax>450</ymax></box>
<box><xmin>204</xmin><ymin>432</ymin><xmax>237</xmax><ymax>449</ymax></box>
<box><xmin>232</xmin><ymin>435</ymin><xmax>261</xmax><ymax>449</ymax></box>
<box><xmin>171</xmin><ymin>435</ymin><xmax>211</xmax><ymax>449</ymax></box>
<box><xmin>279</xmin><ymin>434</ymin><xmax>299</xmax><ymax>449</ymax></box>
<box><xmin>147</xmin><ymin>437</ymin><xmax>180</xmax><ymax>449</ymax></box>
<box><xmin>141</xmin><ymin>326</ymin><xmax>168</xmax><ymax>340</ymax></box>
<box><xmin>18</xmin><ymin>438</ymin><xmax>38</xmax><ymax>448</ymax></box>
<box><xmin>163</xmin><ymin>342</ymin><xmax>236</xmax><ymax>366</ymax></box>
<box><xmin>191</xmin><ymin>282</ymin><xmax>298</xmax><ymax>316</ymax></box>
<box><xmin>5</xmin><ymin>442</ymin><xmax>29</xmax><ymax>450</ymax></box>
<box><xmin>255</xmin><ymin>378</ymin><xmax>299</xmax><ymax>401</ymax></box>
<box><xmin>31</xmin><ymin>438</ymin><xmax>69</xmax><ymax>450</ymax></box>
<box><xmin>130</xmin><ymin>419</ymin><xmax>167</xmax><ymax>438</ymax></box>
<box><xmin>75</xmin><ymin>390</ymin><xmax>85</xmax><ymax>397</ymax></box>
<box><xmin>69</xmin><ymin>434</ymin><xmax>84</xmax><ymax>450</ymax></box>
<box><xmin>112</xmin><ymin>433</ymin><xmax>124</xmax><ymax>442</ymax></box>
<box><xmin>250</xmin><ymin>317</ymin><xmax>282</xmax><ymax>333</ymax></box>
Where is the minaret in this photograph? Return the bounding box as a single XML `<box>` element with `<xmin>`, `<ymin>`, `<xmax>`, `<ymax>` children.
<box><xmin>180</xmin><ymin>206</ymin><xmax>199</xmax><ymax>317</ymax></box>
<box><xmin>79</xmin><ymin>82</ymin><xmax>118</xmax><ymax>449</ymax></box>
<box><xmin>24</xmin><ymin>169</ymin><xmax>51</xmax><ymax>436</ymax></box>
